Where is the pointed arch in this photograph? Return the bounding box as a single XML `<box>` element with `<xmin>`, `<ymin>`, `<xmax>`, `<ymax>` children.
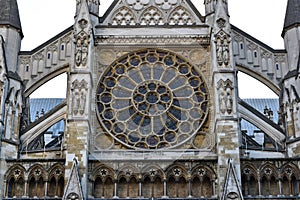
<box><xmin>260</xmin><ymin>163</ymin><xmax>279</xmax><ymax>196</ymax></box>
<box><xmin>140</xmin><ymin>6</ymin><xmax>164</xmax><ymax>26</ymax></box>
<box><xmin>110</xmin><ymin>6</ymin><xmax>137</xmax><ymax>26</ymax></box>
<box><xmin>190</xmin><ymin>165</ymin><xmax>215</xmax><ymax>197</ymax></box>
<box><xmin>168</xmin><ymin>6</ymin><xmax>195</xmax><ymax>25</ymax></box>
<box><xmin>241</xmin><ymin>163</ymin><xmax>259</xmax><ymax>196</ymax></box>
<box><xmin>47</xmin><ymin>163</ymin><xmax>65</xmax><ymax>197</ymax></box>
<box><xmin>141</xmin><ymin>164</ymin><xmax>165</xmax><ymax>181</ymax></box>
<box><xmin>237</xmin><ymin>66</ymin><xmax>280</xmax><ymax>96</ymax></box>
<box><xmin>166</xmin><ymin>164</ymin><xmax>188</xmax><ymax>198</ymax></box>
<box><xmin>5</xmin><ymin>164</ymin><xmax>26</xmax><ymax>198</ymax></box>
<box><xmin>118</xmin><ymin>164</ymin><xmax>140</xmax><ymax>181</ymax></box>
<box><xmin>92</xmin><ymin>164</ymin><xmax>115</xmax><ymax>198</ymax></box>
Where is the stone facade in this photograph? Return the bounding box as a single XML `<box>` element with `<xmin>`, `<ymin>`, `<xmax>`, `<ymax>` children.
<box><xmin>0</xmin><ymin>0</ymin><xmax>300</xmax><ymax>200</ymax></box>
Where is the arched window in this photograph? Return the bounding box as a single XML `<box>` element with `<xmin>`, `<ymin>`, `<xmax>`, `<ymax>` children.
<box><xmin>242</xmin><ymin>175</ymin><xmax>248</xmax><ymax>195</ymax></box>
<box><xmin>37</xmin><ymin>177</ymin><xmax>44</xmax><ymax>197</ymax></box>
<box><xmin>270</xmin><ymin>176</ymin><xmax>278</xmax><ymax>196</ymax></box>
<box><xmin>128</xmin><ymin>177</ymin><xmax>139</xmax><ymax>198</ymax></box>
<box><xmin>202</xmin><ymin>176</ymin><xmax>212</xmax><ymax>197</ymax></box>
<box><xmin>167</xmin><ymin>177</ymin><xmax>176</xmax><ymax>198</ymax></box>
<box><xmin>94</xmin><ymin>177</ymin><xmax>103</xmax><ymax>198</ymax></box>
<box><xmin>291</xmin><ymin>175</ymin><xmax>298</xmax><ymax>195</ymax></box>
<box><xmin>142</xmin><ymin>176</ymin><xmax>152</xmax><ymax>198</ymax></box>
<box><xmin>103</xmin><ymin>177</ymin><xmax>114</xmax><ymax>198</ymax></box>
<box><xmin>118</xmin><ymin>177</ymin><xmax>127</xmax><ymax>198</ymax></box>
<box><xmin>178</xmin><ymin>177</ymin><xmax>188</xmax><ymax>198</ymax></box>
<box><xmin>192</xmin><ymin>177</ymin><xmax>201</xmax><ymax>197</ymax></box>
<box><xmin>57</xmin><ymin>177</ymin><xmax>64</xmax><ymax>197</ymax></box>
<box><xmin>15</xmin><ymin>178</ymin><xmax>25</xmax><ymax>197</ymax></box>
<box><xmin>261</xmin><ymin>176</ymin><xmax>268</xmax><ymax>196</ymax></box>
<box><xmin>153</xmin><ymin>177</ymin><xmax>163</xmax><ymax>198</ymax></box>
<box><xmin>7</xmin><ymin>178</ymin><xmax>15</xmax><ymax>197</ymax></box>
<box><xmin>248</xmin><ymin>176</ymin><xmax>258</xmax><ymax>196</ymax></box>
<box><xmin>282</xmin><ymin>176</ymin><xmax>289</xmax><ymax>195</ymax></box>
<box><xmin>48</xmin><ymin>177</ymin><xmax>56</xmax><ymax>197</ymax></box>
<box><xmin>28</xmin><ymin>177</ymin><xmax>36</xmax><ymax>197</ymax></box>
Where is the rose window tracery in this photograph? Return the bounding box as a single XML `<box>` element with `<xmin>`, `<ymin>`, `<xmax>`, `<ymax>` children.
<box><xmin>96</xmin><ymin>49</ymin><xmax>209</xmax><ymax>149</ymax></box>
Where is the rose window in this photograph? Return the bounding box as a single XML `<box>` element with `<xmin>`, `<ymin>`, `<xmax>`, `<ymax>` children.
<box><xmin>96</xmin><ymin>49</ymin><xmax>209</xmax><ymax>149</ymax></box>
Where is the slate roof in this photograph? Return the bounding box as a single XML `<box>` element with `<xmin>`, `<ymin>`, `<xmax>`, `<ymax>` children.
<box><xmin>29</xmin><ymin>97</ymin><xmax>279</xmax><ymax>139</ymax></box>
<box><xmin>283</xmin><ymin>0</ymin><xmax>300</xmax><ymax>34</ymax></box>
<box><xmin>241</xmin><ymin>98</ymin><xmax>279</xmax><ymax>136</ymax></box>
<box><xmin>30</xmin><ymin>98</ymin><xmax>65</xmax><ymax>137</ymax></box>
<box><xmin>0</xmin><ymin>0</ymin><xmax>22</xmax><ymax>35</ymax></box>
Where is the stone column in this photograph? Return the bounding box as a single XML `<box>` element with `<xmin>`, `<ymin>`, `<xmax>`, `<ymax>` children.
<box><xmin>139</xmin><ymin>180</ymin><xmax>142</xmax><ymax>197</ymax></box>
<box><xmin>23</xmin><ymin>178</ymin><xmax>28</xmax><ymax>197</ymax></box>
<box><xmin>162</xmin><ymin>179</ymin><xmax>168</xmax><ymax>198</ymax></box>
<box><xmin>113</xmin><ymin>181</ymin><xmax>118</xmax><ymax>198</ymax></box>
<box><xmin>258</xmin><ymin>179</ymin><xmax>261</xmax><ymax>196</ymax></box>
<box><xmin>44</xmin><ymin>180</ymin><xmax>48</xmax><ymax>197</ymax></box>
<box><xmin>188</xmin><ymin>178</ymin><xmax>192</xmax><ymax>198</ymax></box>
<box><xmin>278</xmin><ymin>178</ymin><xmax>282</xmax><ymax>196</ymax></box>
<box><xmin>212</xmin><ymin>179</ymin><xmax>216</xmax><ymax>197</ymax></box>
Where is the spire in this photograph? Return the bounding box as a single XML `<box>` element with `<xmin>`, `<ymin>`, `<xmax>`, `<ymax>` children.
<box><xmin>221</xmin><ymin>158</ymin><xmax>244</xmax><ymax>200</ymax></box>
<box><xmin>0</xmin><ymin>0</ymin><xmax>23</xmax><ymax>37</ymax></box>
<box><xmin>282</xmin><ymin>0</ymin><xmax>300</xmax><ymax>36</ymax></box>
<box><xmin>63</xmin><ymin>159</ymin><xmax>84</xmax><ymax>200</ymax></box>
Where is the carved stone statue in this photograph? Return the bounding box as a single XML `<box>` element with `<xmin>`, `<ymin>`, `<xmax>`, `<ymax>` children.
<box><xmin>216</xmin><ymin>33</ymin><xmax>230</xmax><ymax>67</ymax></box>
<box><xmin>217</xmin><ymin>79</ymin><xmax>234</xmax><ymax>115</ymax></box>
<box><xmin>71</xmin><ymin>80</ymin><xmax>88</xmax><ymax>116</ymax></box>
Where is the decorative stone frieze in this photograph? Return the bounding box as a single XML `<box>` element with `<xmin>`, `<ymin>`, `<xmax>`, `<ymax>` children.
<box><xmin>95</xmin><ymin>35</ymin><xmax>210</xmax><ymax>46</ymax></box>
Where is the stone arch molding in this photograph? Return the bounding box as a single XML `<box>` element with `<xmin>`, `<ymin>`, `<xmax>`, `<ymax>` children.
<box><xmin>232</xmin><ymin>27</ymin><xmax>286</xmax><ymax>96</ymax></box>
<box><xmin>237</xmin><ymin>65</ymin><xmax>280</xmax><ymax>96</ymax></box>
<box><xmin>24</xmin><ymin>64</ymin><xmax>69</xmax><ymax>98</ymax></box>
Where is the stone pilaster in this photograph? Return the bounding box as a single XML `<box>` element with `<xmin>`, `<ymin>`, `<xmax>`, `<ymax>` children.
<box><xmin>65</xmin><ymin>0</ymin><xmax>94</xmax><ymax>198</ymax></box>
<box><xmin>211</xmin><ymin>0</ymin><xmax>241</xmax><ymax>197</ymax></box>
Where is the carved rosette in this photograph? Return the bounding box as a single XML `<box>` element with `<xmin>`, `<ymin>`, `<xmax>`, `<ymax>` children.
<box><xmin>71</xmin><ymin>80</ymin><xmax>88</xmax><ymax>116</ymax></box>
<box><xmin>217</xmin><ymin>79</ymin><xmax>233</xmax><ymax>115</ymax></box>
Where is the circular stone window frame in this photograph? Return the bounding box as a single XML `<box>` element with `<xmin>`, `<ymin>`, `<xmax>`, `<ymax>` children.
<box><xmin>95</xmin><ymin>49</ymin><xmax>209</xmax><ymax>150</ymax></box>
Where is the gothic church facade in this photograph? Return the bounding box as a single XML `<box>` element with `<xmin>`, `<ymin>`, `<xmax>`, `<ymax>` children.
<box><xmin>0</xmin><ymin>0</ymin><xmax>300</xmax><ymax>199</ymax></box>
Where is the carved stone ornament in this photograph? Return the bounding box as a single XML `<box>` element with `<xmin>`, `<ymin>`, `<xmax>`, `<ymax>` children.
<box><xmin>217</xmin><ymin>18</ymin><xmax>226</xmax><ymax>29</ymax></box>
<box><xmin>95</xmin><ymin>35</ymin><xmax>210</xmax><ymax>46</ymax></box>
<box><xmin>226</xmin><ymin>192</ymin><xmax>239</xmax><ymax>200</ymax></box>
<box><xmin>215</xmin><ymin>30</ymin><xmax>230</xmax><ymax>67</ymax></box>
<box><xmin>155</xmin><ymin>0</ymin><xmax>178</xmax><ymax>10</ymax></box>
<box><xmin>126</xmin><ymin>0</ymin><xmax>150</xmax><ymax>11</ymax></box>
<box><xmin>67</xmin><ymin>193</ymin><xmax>80</xmax><ymax>200</ymax></box>
<box><xmin>75</xmin><ymin>31</ymin><xmax>90</xmax><ymax>67</ymax></box>
<box><xmin>71</xmin><ymin>80</ymin><xmax>88</xmax><ymax>115</ymax></box>
<box><xmin>217</xmin><ymin>79</ymin><xmax>233</xmax><ymax>115</ymax></box>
